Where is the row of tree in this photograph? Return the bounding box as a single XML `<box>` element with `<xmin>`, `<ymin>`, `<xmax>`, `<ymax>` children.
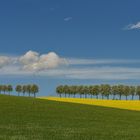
<box><xmin>0</xmin><ymin>84</ymin><xmax>39</xmax><ymax>97</ymax></box>
<box><xmin>56</xmin><ymin>85</ymin><xmax>140</xmax><ymax>100</ymax></box>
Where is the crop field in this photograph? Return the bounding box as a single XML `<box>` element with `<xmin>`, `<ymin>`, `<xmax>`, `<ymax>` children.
<box><xmin>1</xmin><ymin>95</ymin><xmax>140</xmax><ymax>140</ymax></box>
<box><xmin>40</xmin><ymin>97</ymin><xmax>140</xmax><ymax>111</ymax></box>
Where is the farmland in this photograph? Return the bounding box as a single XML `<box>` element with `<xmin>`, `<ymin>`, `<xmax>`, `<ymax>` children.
<box><xmin>40</xmin><ymin>97</ymin><xmax>140</xmax><ymax>111</ymax></box>
<box><xmin>0</xmin><ymin>95</ymin><xmax>140</xmax><ymax>139</ymax></box>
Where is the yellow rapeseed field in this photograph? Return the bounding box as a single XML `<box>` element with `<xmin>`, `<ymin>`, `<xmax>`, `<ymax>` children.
<box><xmin>38</xmin><ymin>97</ymin><xmax>140</xmax><ymax>111</ymax></box>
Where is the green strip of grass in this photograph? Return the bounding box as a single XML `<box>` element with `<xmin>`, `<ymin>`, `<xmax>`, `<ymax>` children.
<box><xmin>0</xmin><ymin>95</ymin><xmax>140</xmax><ymax>140</ymax></box>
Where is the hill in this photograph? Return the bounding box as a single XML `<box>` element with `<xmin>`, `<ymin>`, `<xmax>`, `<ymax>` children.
<box><xmin>0</xmin><ymin>95</ymin><xmax>140</xmax><ymax>140</ymax></box>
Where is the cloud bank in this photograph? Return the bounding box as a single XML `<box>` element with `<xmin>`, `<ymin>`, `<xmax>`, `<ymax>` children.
<box><xmin>0</xmin><ymin>51</ymin><xmax>140</xmax><ymax>80</ymax></box>
<box><xmin>0</xmin><ymin>56</ymin><xmax>12</xmax><ymax>68</ymax></box>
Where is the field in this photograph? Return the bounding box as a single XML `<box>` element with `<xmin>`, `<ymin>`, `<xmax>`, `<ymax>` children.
<box><xmin>0</xmin><ymin>95</ymin><xmax>140</xmax><ymax>139</ymax></box>
<box><xmin>40</xmin><ymin>97</ymin><xmax>140</xmax><ymax>111</ymax></box>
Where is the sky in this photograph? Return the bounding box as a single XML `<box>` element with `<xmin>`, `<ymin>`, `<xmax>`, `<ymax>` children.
<box><xmin>0</xmin><ymin>0</ymin><xmax>140</xmax><ymax>96</ymax></box>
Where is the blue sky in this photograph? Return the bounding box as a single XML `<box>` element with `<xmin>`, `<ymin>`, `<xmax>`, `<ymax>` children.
<box><xmin>0</xmin><ymin>0</ymin><xmax>140</xmax><ymax>96</ymax></box>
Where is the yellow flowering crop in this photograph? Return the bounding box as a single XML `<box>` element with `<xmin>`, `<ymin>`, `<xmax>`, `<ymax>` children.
<box><xmin>38</xmin><ymin>97</ymin><xmax>140</xmax><ymax>111</ymax></box>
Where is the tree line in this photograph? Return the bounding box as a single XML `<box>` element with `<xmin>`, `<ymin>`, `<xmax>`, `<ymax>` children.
<box><xmin>56</xmin><ymin>84</ymin><xmax>140</xmax><ymax>100</ymax></box>
<box><xmin>0</xmin><ymin>84</ymin><xmax>39</xmax><ymax>98</ymax></box>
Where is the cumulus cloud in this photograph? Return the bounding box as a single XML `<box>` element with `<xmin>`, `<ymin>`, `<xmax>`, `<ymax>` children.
<box><xmin>0</xmin><ymin>50</ymin><xmax>67</xmax><ymax>72</ymax></box>
<box><xmin>125</xmin><ymin>22</ymin><xmax>140</xmax><ymax>30</ymax></box>
<box><xmin>19</xmin><ymin>51</ymin><xmax>67</xmax><ymax>71</ymax></box>
<box><xmin>19</xmin><ymin>51</ymin><xmax>39</xmax><ymax>65</ymax></box>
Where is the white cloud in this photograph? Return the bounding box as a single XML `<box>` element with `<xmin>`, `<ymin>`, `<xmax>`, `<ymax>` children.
<box><xmin>19</xmin><ymin>50</ymin><xmax>39</xmax><ymax>65</ymax></box>
<box><xmin>2</xmin><ymin>65</ymin><xmax>140</xmax><ymax>80</ymax></box>
<box><xmin>19</xmin><ymin>51</ymin><xmax>67</xmax><ymax>71</ymax></box>
<box><xmin>0</xmin><ymin>50</ymin><xmax>67</xmax><ymax>72</ymax></box>
<box><xmin>64</xmin><ymin>17</ymin><xmax>72</xmax><ymax>21</ymax></box>
<box><xmin>0</xmin><ymin>51</ymin><xmax>140</xmax><ymax>80</ymax></box>
<box><xmin>37</xmin><ymin>67</ymin><xmax>140</xmax><ymax>80</ymax></box>
<box><xmin>0</xmin><ymin>56</ymin><xmax>12</xmax><ymax>68</ymax></box>
<box><xmin>125</xmin><ymin>22</ymin><xmax>140</xmax><ymax>30</ymax></box>
<box><xmin>68</xmin><ymin>58</ymin><xmax>140</xmax><ymax>65</ymax></box>
<box><xmin>65</xmin><ymin>67</ymin><xmax>140</xmax><ymax>80</ymax></box>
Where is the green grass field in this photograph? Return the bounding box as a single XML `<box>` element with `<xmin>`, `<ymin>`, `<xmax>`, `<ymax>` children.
<box><xmin>0</xmin><ymin>95</ymin><xmax>140</xmax><ymax>140</ymax></box>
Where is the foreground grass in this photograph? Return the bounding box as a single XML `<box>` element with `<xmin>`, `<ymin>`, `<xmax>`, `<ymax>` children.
<box><xmin>40</xmin><ymin>97</ymin><xmax>140</xmax><ymax>111</ymax></box>
<box><xmin>0</xmin><ymin>95</ymin><xmax>140</xmax><ymax>139</ymax></box>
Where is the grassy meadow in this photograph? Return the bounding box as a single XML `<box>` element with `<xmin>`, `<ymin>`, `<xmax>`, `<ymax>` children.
<box><xmin>0</xmin><ymin>95</ymin><xmax>140</xmax><ymax>139</ymax></box>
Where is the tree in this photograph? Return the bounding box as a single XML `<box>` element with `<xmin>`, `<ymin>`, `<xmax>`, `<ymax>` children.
<box><xmin>67</xmin><ymin>86</ymin><xmax>72</xmax><ymax>97</ymax></box>
<box><xmin>70</xmin><ymin>86</ymin><xmax>77</xmax><ymax>98</ymax></box>
<box><xmin>63</xmin><ymin>85</ymin><xmax>69</xmax><ymax>97</ymax></box>
<box><xmin>123</xmin><ymin>86</ymin><xmax>130</xmax><ymax>100</ymax></box>
<box><xmin>136</xmin><ymin>86</ymin><xmax>140</xmax><ymax>100</ymax></box>
<box><xmin>56</xmin><ymin>85</ymin><xmax>63</xmax><ymax>98</ymax></box>
<box><xmin>2</xmin><ymin>85</ymin><xmax>7</xmax><ymax>94</ymax></box>
<box><xmin>22</xmin><ymin>85</ymin><xmax>27</xmax><ymax>96</ymax></box>
<box><xmin>130</xmin><ymin>86</ymin><xmax>136</xmax><ymax>100</ymax></box>
<box><xmin>111</xmin><ymin>85</ymin><xmax>118</xmax><ymax>100</ymax></box>
<box><xmin>79</xmin><ymin>86</ymin><xmax>84</xmax><ymax>98</ymax></box>
<box><xmin>0</xmin><ymin>85</ymin><xmax>2</xmax><ymax>94</ymax></box>
<box><xmin>27</xmin><ymin>85</ymin><xmax>32</xmax><ymax>97</ymax></box>
<box><xmin>89</xmin><ymin>86</ymin><xmax>93</xmax><ymax>98</ymax></box>
<box><xmin>105</xmin><ymin>84</ymin><xmax>111</xmax><ymax>99</ymax></box>
<box><xmin>100</xmin><ymin>85</ymin><xmax>105</xmax><ymax>99</ymax></box>
<box><xmin>90</xmin><ymin>85</ymin><xmax>100</xmax><ymax>99</ymax></box>
<box><xmin>72</xmin><ymin>86</ymin><xmax>78</xmax><ymax>97</ymax></box>
<box><xmin>84</xmin><ymin>86</ymin><xmax>89</xmax><ymax>98</ymax></box>
<box><xmin>100</xmin><ymin>84</ymin><xmax>111</xmax><ymax>99</ymax></box>
<box><xmin>117</xmin><ymin>85</ymin><xmax>124</xmax><ymax>100</ymax></box>
<box><xmin>7</xmin><ymin>85</ymin><xmax>13</xmax><ymax>95</ymax></box>
<box><xmin>31</xmin><ymin>84</ymin><xmax>39</xmax><ymax>98</ymax></box>
<box><xmin>16</xmin><ymin>85</ymin><xmax>22</xmax><ymax>96</ymax></box>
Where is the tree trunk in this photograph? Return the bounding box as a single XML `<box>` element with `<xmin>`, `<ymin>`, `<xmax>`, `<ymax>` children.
<box><xmin>126</xmin><ymin>96</ymin><xmax>128</xmax><ymax>100</ymax></box>
<box><xmin>119</xmin><ymin>95</ymin><xmax>121</xmax><ymax>100</ymax></box>
<box><xmin>102</xmin><ymin>95</ymin><xmax>103</xmax><ymax>99</ymax></box>
<box><xmin>132</xmin><ymin>95</ymin><xmax>134</xmax><ymax>100</ymax></box>
<box><xmin>107</xmin><ymin>95</ymin><xmax>109</xmax><ymax>100</ymax></box>
<box><xmin>96</xmin><ymin>95</ymin><xmax>98</xmax><ymax>99</ymax></box>
<box><xmin>113</xmin><ymin>95</ymin><xmax>115</xmax><ymax>100</ymax></box>
<box><xmin>139</xmin><ymin>95</ymin><xmax>140</xmax><ymax>100</ymax></box>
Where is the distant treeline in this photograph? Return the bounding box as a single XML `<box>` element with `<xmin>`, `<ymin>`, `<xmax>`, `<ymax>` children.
<box><xmin>0</xmin><ymin>84</ymin><xmax>39</xmax><ymax>98</ymax></box>
<box><xmin>56</xmin><ymin>85</ymin><xmax>140</xmax><ymax>100</ymax></box>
